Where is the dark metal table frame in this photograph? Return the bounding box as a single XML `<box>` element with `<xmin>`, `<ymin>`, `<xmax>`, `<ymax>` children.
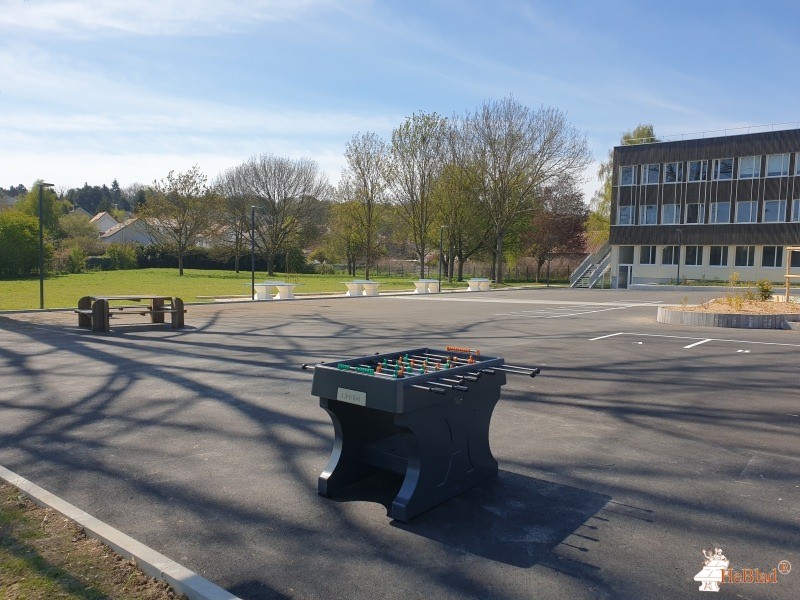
<box><xmin>312</xmin><ymin>348</ymin><xmax>507</xmax><ymax>522</ymax></box>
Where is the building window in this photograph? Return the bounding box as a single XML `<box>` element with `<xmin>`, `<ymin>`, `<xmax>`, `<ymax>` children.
<box><xmin>766</xmin><ymin>153</ymin><xmax>790</xmax><ymax>177</ymax></box>
<box><xmin>792</xmin><ymin>199</ymin><xmax>800</xmax><ymax>222</ymax></box>
<box><xmin>620</xmin><ymin>166</ymin><xmax>636</xmax><ymax>186</ymax></box>
<box><xmin>662</xmin><ymin>203</ymin><xmax>680</xmax><ymax>224</ymax></box>
<box><xmin>618</xmin><ymin>205</ymin><xmax>635</xmax><ymax>225</ymax></box>
<box><xmin>762</xmin><ymin>246</ymin><xmax>783</xmax><ymax>268</ymax></box>
<box><xmin>619</xmin><ymin>246</ymin><xmax>634</xmax><ymax>264</ymax></box>
<box><xmin>639</xmin><ymin>204</ymin><xmax>657</xmax><ymax>224</ymax></box>
<box><xmin>763</xmin><ymin>199</ymin><xmax>786</xmax><ymax>223</ymax></box>
<box><xmin>738</xmin><ymin>155</ymin><xmax>761</xmax><ymax>179</ymax></box>
<box><xmin>709</xmin><ymin>201</ymin><xmax>730</xmax><ymax>224</ymax></box>
<box><xmin>688</xmin><ymin>160</ymin><xmax>708</xmax><ymax>182</ymax></box>
<box><xmin>712</xmin><ymin>158</ymin><xmax>733</xmax><ymax>180</ymax></box>
<box><xmin>734</xmin><ymin>245</ymin><xmax>755</xmax><ymax>267</ymax></box>
<box><xmin>684</xmin><ymin>245</ymin><xmax>703</xmax><ymax>266</ymax></box>
<box><xmin>642</xmin><ymin>164</ymin><xmax>659</xmax><ymax>185</ymax></box>
<box><xmin>640</xmin><ymin>245</ymin><xmax>656</xmax><ymax>265</ymax></box>
<box><xmin>664</xmin><ymin>162</ymin><xmax>683</xmax><ymax>183</ymax></box>
<box><xmin>709</xmin><ymin>246</ymin><xmax>728</xmax><ymax>267</ymax></box>
<box><xmin>793</xmin><ymin>251</ymin><xmax>800</xmax><ymax>268</ymax></box>
<box><xmin>796</xmin><ymin>153</ymin><xmax>800</xmax><ymax>176</ymax></box>
<box><xmin>735</xmin><ymin>201</ymin><xmax>758</xmax><ymax>223</ymax></box>
<box><xmin>662</xmin><ymin>245</ymin><xmax>679</xmax><ymax>265</ymax></box>
<box><xmin>685</xmin><ymin>202</ymin><xmax>704</xmax><ymax>224</ymax></box>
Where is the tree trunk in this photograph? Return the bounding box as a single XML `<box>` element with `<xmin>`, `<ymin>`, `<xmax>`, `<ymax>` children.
<box><xmin>266</xmin><ymin>251</ymin><xmax>275</xmax><ymax>277</ymax></box>
<box><xmin>494</xmin><ymin>231</ymin><xmax>504</xmax><ymax>283</ymax></box>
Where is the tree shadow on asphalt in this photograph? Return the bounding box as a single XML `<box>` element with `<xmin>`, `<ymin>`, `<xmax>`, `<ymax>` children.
<box><xmin>0</xmin><ymin>306</ymin><xmax>799</xmax><ymax>599</ymax></box>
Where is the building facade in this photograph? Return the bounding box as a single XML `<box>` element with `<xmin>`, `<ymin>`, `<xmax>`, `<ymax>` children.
<box><xmin>609</xmin><ymin>128</ymin><xmax>800</xmax><ymax>287</ymax></box>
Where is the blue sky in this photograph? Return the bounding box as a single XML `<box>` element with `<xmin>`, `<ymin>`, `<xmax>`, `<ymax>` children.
<box><xmin>2</xmin><ymin>0</ymin><xmax>799</xmax><ymax>201</ymax></box>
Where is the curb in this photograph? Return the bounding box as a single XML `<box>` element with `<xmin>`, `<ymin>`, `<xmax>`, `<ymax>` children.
<box><xmin>0</xmin><ymin>464</ymin><xmax>242</xmax><ymax>600</ymax></box>
<box><xmin>656</xmin><ymin>305</ymin><xmax>800</xmax><ymax>329</ymax></box>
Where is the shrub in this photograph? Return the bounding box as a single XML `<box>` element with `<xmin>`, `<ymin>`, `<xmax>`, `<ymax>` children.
<box><xmin>105</xmin><ymin>243</ymin><xmax>138</xmax><ymax>269</ymax></box>
<box><xmin>52</xmin><ymin>245</ymin><xmax>86</xmax><ymax>274</ymax></box>
<box><xmin>755</xmin><ymin>279</ymin><xmax>774</xmax><ymax>301</ymax></box>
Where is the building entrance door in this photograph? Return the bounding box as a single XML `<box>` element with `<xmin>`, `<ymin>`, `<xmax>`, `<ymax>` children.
<box><xmin>617</xmin><ymin>265</ymin><xmax>631</xmax><ymax>289</ymax></box>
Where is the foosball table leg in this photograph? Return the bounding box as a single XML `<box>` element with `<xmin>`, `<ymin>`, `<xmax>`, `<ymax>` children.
<box><xmin>318</xmin><ymin>399</ymin><xmax>396</xmax><ymax>497</ymax></box>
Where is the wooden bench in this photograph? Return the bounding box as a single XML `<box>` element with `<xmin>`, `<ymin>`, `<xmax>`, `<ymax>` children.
<box><xmin>413</xmin><ymin>279</ymin><xmax>440</xmax><ymax>294</ymax></box>
<box><xmin>76</xmin><ymin>295</ymin><xmax>185</xmax><ymax>332</ymax></box>
<box><xmin>467</xmin><ymin>278</ymin><xmax>491</xmax><ymax>292</ymax></box>
<box><xmin>342</xmin><ymin>280</ymin><xmax>381</xmax><ymax>297</ymax></box>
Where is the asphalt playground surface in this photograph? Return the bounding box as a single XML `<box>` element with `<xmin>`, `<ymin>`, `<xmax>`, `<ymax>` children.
<box><xmin>0</xmin><ymin>287</ymin><xmax>798</xmax><ymax>599</ymax></box>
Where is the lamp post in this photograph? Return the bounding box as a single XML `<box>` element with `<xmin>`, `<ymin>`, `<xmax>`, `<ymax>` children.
<box><xmin>675</xmin><ymin>228</ymin><xmax>683</xmax><ymax>285</ymax></box>
<box><xmin>38</xmin><ymin>182</ymin><xmax>54</xmax><ymax>309</ymax></box>
<box><xmin>250</xmin><ymin>205</ymin><xmax>258</xmax><ymax>301</ymax></box>
<box><xmin>438</xmin><ymin>225</ymin><xmax>448</xmax><ymax>293</ymax></box>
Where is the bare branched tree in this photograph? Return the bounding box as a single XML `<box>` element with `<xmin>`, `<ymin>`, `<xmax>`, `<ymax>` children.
<box><xmin>241</xmin><ymin>154</ymin><xmax>330</xmax><ymax>276</ymax></box>
<box><xmin>458</xmin><ymin>97</ymin><xmax>591</xmax><ymax>283</ymax></box>
<box><xmin>213</xmin><ymin>164</ymin><xmax>252</xmax><ymax>272</ymax></box>
<box><xmin>388</xmin><ymin>112</ymin><xmax>449</xmax><ymax>278</ymax></box>
<box><xmin>339</xmin><ymin>132</ymin><xmax>389</xmax><ymax>279</ymax></box>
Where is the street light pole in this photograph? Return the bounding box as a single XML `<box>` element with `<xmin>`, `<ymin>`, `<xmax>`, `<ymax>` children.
<box><xmin>438</xmin><ymin>225</ymin><xmax>448</xmax><ymax>293</ymax></box>
<box><xmin>251</xmin><ymin>205</ymin><xmax>256</xmax><ymax>301</ymax></box>
<box><xmin>38</xmin><ymin>182</ymin><xmax>54</xmax><ymax>309</ymax></box>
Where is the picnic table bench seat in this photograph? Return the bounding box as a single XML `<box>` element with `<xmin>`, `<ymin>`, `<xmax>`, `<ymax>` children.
<box><xmin>75</xmin><ymin>295</ymin><xmax>185</xmax><ymax>332</ymax></box>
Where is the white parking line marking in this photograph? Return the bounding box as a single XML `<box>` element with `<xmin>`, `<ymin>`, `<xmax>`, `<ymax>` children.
<box><xmin>589</xmin><ymin>332</ymin><xmax>800</xmax><ymax>349</ymax></box>
<box><xmin>588</xmin><ymin>332</ymin><xmax>624</xmax><ymax>341</ymax></box>
<box><xmin>683</xmin><ymin>339</ymin><xmax>711</xmax><ymax>349</ymax></box>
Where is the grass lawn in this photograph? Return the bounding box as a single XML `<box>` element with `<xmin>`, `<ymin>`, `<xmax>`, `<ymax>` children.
<box><xmin>0</xmin><ymin>269</ymin><xmax>496</xmax><ymax>310</ymax></box>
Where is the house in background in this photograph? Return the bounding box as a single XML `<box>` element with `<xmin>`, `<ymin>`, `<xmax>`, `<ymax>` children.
<box><xmin>609</xmin><ymin>127</ymin><xmax>800</xmax><ymax>287</ymax></box>
<box><xmin>90</xmin><ymin>211</ymin><xmax>119</xmax><ymax>234</ymax></box>
<box><xmin>99</xmin><ymin>217</ymin><xmax>156</xmax><ymax>245</ymax></box>
<box><xmin>70</xmin><ymin>206</ymin><xmax>93</xmax><ymax>219</ymax></box>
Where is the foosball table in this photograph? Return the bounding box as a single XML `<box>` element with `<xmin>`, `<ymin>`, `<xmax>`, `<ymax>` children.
<box><xmin>306</xmin><ymin>346</ymin><xmax>539</xmax><ymax>522</ymax></box>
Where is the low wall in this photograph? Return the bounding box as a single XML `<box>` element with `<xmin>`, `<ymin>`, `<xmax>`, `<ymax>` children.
<box><xmin>657</xmin><ymin>306</ymin><xmax>800</xmax><ymax>329</ymax></box>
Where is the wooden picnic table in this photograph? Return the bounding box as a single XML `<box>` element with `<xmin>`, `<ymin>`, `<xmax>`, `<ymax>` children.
<box><xmin>75</xmin><ymin>295</ymin><xmax>185</xmax><ymax>332</ymax></box>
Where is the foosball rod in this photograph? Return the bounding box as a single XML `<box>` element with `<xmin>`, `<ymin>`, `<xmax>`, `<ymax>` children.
<box><xmin>481</xmin><ymin>366</ymin><xmax>540</xmax><ymax>377</ymax></box>
<box><xmin>402</xmin><ymin>354</ymin><xmax>481</xmax><ymax>380</ymax></box>
<box><xmin>301</xmin><ymin>362</ymin><xmax>404</xmax><ymax>380</ymax></box>
<box><xmin>416</xmin><ymin>352</ymin><xmax>540</xmax><ymax>378</ymax></box>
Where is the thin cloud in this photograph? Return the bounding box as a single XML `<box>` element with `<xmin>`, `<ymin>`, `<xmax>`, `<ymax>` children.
<box><xmin>0</xmin><ymin>0</ymin><xmax>347</xmax><ymax>36</ymax></box>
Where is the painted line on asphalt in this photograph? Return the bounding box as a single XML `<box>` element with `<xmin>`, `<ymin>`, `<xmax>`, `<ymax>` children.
<box><xmin>0</xmin><ymin>464</ymin><xmax>241</xmax><ymax>600</ymax></box>
<box><xmin>588</xmin><ymin>331</ymin><xmax>800</xmax><ymax>349</ymax></box>
<box><xmin>683</xmin><ymin>339</ymin><xmax>712</xmax><ymax>349</ymax></box>
<box><xmin>588</xmin><ymin>332</ymin><xmax>625</xmax><ymax>341</ymax></box>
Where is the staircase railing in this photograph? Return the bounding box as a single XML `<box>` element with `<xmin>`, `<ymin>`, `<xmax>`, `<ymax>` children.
<box><xmin>570</xmin><ymin>242</ymin><xmax>610</xmax><ymax>287</ymax></box>
<box><xmin>586</xmin><ymin>254</ymin><xmax>612</xmax><ymax>288</ymax></box>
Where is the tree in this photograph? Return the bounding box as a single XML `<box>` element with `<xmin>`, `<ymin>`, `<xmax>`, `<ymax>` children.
<box><xmin>589</xmin><ymin>124</ymin><xmax>658</xmax><ymax>244</ymax></box>
<box><xmin>16</xmin><ymin>181</ymin><xmax>67</xmax><ymax>235</ymax></box>
<box><xmin>431</xmin><ymin>162</ymin><xmax>492</xmax><ymax>281</ymax></box>
<box><xmin>240</xmin><ymin>154</ymin><xmax>330</xmax><ymax>276</ymax></box>
<box><xmin>213</xmin><ymin>164</ymin><xmax>253</xmax><ymax>273</ymax></box>
<box><xmin>388</xmin><ymin>112</ymin><xmax>449</xmax><ymax>278</ymax></box>
<box><xmin>140</xmin><ymin>165</ymin><xmax>221</xmax><ymax>275</ymax></box>
<box><xmin>339</xmin><ymin>132</ymin><xmax>389</xmax><ymax>279</ymax></box>
<box><xmin>458</xmin><ymin>97</ymin><xmax>591</xmax><ymax>283</ymax></box>
<box><xmin>522</xmin><ymin>178</ymin><xmax>588</xmax><ymax>281</ymax></box>
<box><xmin>0</xmin><ymin>211</ymin><xmax>41</xmax><ymax>276</ymax></box>
<box><xmin>325</xmin><ymin>200</ymin><xmax>363</xmax><ymax>275</ymax></box>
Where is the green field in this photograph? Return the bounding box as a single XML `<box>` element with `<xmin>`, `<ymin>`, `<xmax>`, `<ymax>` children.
<box><xmin>0</xmin><ymin>269</ymin><xmax>494</xmax><ymax>310</ymax></box>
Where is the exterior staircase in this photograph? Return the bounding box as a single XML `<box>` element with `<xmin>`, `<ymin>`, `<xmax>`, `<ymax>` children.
<box><xmin>570</xmin><ymin>243</ymin><xmax>611</xmax><ymax>289</ymax></box>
